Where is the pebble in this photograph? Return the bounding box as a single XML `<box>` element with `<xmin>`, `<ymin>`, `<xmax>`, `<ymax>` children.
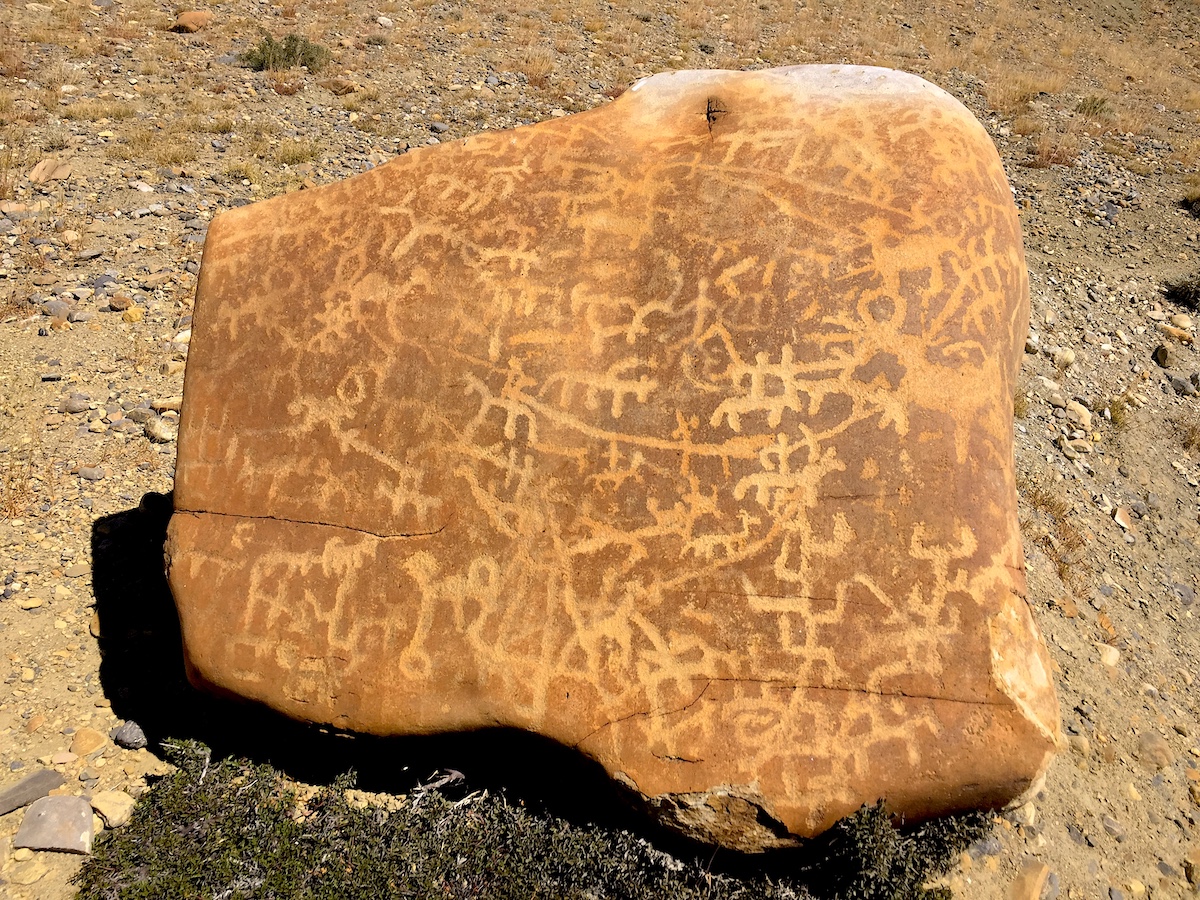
<box><xmin>1065</xmin><ymin>400</ymin><xmax>1092</xmax><ymax>428</ymax></box>
<box><xmin>70</xmin><ymin>727</ymin><xmax>107</xmax><ymax>756</ymax></box>
<box><xmin>151</xmin><ymin>396</ymin><xmax>183</xmax><ymax>411</ymax></box>
<box><xmin>1138</xmin><ymin>732</ymin><xmax>1175</xmax><ymax>769</ymax></box>
<box><xmin>43</xmin><ymin>299</ymin><xmax>71</xmax><ymax>319</ymax></box>
<box><xmin>1053</xmin><ymin>348</ymin><xmax>1076</xmax><ymax>368</ymax></box>
<box><xmin>111</xmin><ymin>720</ymin><xmax>148</xmax><ymax>750</ymax></box>
<box><xmin>8</xmin><ymin>855</ymin><xmax>49</xmax><ymax>885</ymax></box>
<box><xmin>0</xmin><ymin>768</ymin><xmax>66</xmax><ymax>816</ymax></box>
<box><xmin>107</xmin><ymin>294</ymin><xmax>132</xmax><ymax>311</ymax></box>
<box><xmin>78</xmin><ymin>466</ymin><xmax>106</xmax><ymax>481</ymax></box>
<box><xmin>14</xmin><ymin>795</ymin><xmax>94</xmax><ymax>854</ymax></box>
<box><xmin>90</xmin><ymin>790</ymin><xmax>136</xmax><ymax>828</ymax></box>
<box><xmin>145</xmin><ymin>417</ymin><xmax>178</xmax><ymax>443</ymax></box>
<box><xmin>1010</xmin><ymin>800</ymin><xmax>1037</xmax><ymax>826</ymax></box>
<box><xmin>17</xmin><ymin>596</ymin><xmax>44</xmax><ymax>610</ymax></box>
<box><xmin>1184</xmin><ymin>847</ymin><xmax>1199</xmax><ymax>887</ymax></box>
<box><xmin>1153</xmin><ymin>344</ymin><xmax>1177</xmax><ymax>368</ymax></box>
<box><xmin>61</xmin><ymin>396</ymin><xmax>90</xmax><ymax>416</ymax></box>
<box><xmin>1103</xmin><ymin>815</ymin><xmax>1126</xmax><ymax>841</ymax></box>
<box><xmin>1008</xmin><ymin>860</ymin><xmax>1050</xmax><ymax>900</ymax></box>
<box><xmin>1171</xmin><ymin>374</ymin><xmax>1198</xmax><ymax>396</ymax></box>
<box><xmin>1097</xmin><ymin>643</ymin><xmax>1120</xmax><ymax>667</ymax></box>
<box><xmin>173</xmin><ymin>9</ymin><xmax>214</xmax><ymax>32</ymax></box>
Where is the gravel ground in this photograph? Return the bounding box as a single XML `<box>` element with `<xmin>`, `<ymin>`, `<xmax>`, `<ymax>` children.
<box><xmin>1</xmin><ymin>0</ymin><xmax>1199</xmax><ymax>896</ymax></box>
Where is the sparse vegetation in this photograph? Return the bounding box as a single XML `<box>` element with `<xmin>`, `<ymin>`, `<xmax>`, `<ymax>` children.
<box><xmin>518</xmin><ymin>45</ymin><xmax>556</xmax><ymax>88</ymax></box>
<box><xmin>0</xmin><ymin>135</ymin><xmax>18</xmax><ymax>200</ymax></box>
<box><xmin>73</xmin><ymin>740</ymin><xmax>989</xmax><ymax>900</ymax></box>
<box><xmin>1171</xmin><ymin>411</ymin><xmax>1200</xmax><ymax>454</ymax></box>
<box><xmin>1019</xmin><ymin>474</ymin><xmax>1088</xmax><ymax>584</ymax></box>
<box><xmin>240</xmin><ymin>32</ymin><xmax>331</xmax><ymax>73</ymax></box>
<box><xmin>1075</xmin><ymin>94</ymin><xmax>1112</xmax><ymax>122</ymax></box>
<box><xmin>0</xmin><ymin>27</ymin><xmax>25</xmax><ymax>77</ymax></box>
<box><xmin>988</xmin><ymin>69</ymin><xmax>1067</xmax><ymax>116</ymax></box>
<box><xmin>1</xmin><ymin>449</ymin><xmax>34</xmax><ymax>520</ymax></box>
<box><xmin>225</xmin><ymin>159</ymin><xmax>264</xmax><ymax>184</ymax></box>
<box><xmin>1182</xmin><ymin>184</ymin><xmax>1200</xmax><ymax>219</ymax></box>
<box><xmin>1028</xmin><ymin>128</ymin><xmax>1080</xmax><ymax>168</ymax></box>
<box><xmin>1014</xmin><ymin>392</ymin><xmax>1030</xmax><ymax>419</ymax></box>
<box><xmin>1108</xmin><ymin>395</ymin><xmax>1131</xmax><ymax>430</ymax></box>
<box><xmin>62</xmin><ymin>99</ymin><xmax>138</xmax><ymax>121</ymax></box>
<box><xmin>1165</xmin><ymin>275</ymin><xmax>1200</xmax><ymax>311</ymax></box>
<box><xmin>275</xmin><ymin>137</ymin><xmax>321</xmax><ymax>165</ymax></box>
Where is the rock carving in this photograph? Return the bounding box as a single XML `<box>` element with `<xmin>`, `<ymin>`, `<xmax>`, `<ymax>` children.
<box><xmin>167</xmin><ymin>64</ymin><xmax>1061</xmax><ymax>850</ymax></box>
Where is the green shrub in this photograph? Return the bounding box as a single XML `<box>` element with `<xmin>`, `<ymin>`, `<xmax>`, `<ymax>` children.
<box><xmin>74</xmin><ymin>740</ymin><xmax>991</xmax><ymax>900</ymax></box>
<box><xmin>240</xmin><ymin>33</ymin><xmax>331</xmax><ymax>73</ymax></box>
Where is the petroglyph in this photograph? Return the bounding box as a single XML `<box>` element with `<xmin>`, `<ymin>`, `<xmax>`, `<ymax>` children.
<box><xmin>168</xmin><ymin>64</ymin><xmax>1060</xmax><ymax>850</ymax></box>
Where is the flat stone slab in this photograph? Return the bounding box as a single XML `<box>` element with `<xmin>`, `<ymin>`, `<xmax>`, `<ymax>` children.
<box><xmin>168</xmin><ymin>64</ymin><xmax>1060</xmax><ymax>850</ymax></box>
<box><xmin>0</xmin><ymin>768</ymin><xmax>66</xmax><ymax>817</ymax></box>
<box><xmin>14</xmin><ymin>795</ymin><xmax>94</xmax><ymax>854</ymax></box>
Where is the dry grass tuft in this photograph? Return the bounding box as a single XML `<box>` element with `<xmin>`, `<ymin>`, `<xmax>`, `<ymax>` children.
<box><xmin>275</xmin><ymin>138</ymin><xmax>320</xmax><ymax>165</ymax></box>
<box><xmin>987</xmin><ymin>69</ymin><xmax>1068</xmax><ymax>116</ymax></box>
<box><xmin>225</xmin><ymin>160</ymin><xmax>263</xmax><ymax>184</ymax></box>
<box><xmin>517</xmin><ymin>46</ymin><xmax>556</xmax><ymax>88</ymax></box>
<box><xmin>107</xmin><ymin>126</ymin><xmax>196</xmax><ymax>166</ymax></box>
<box><xmin>1</xmin><ymin>451</ymin><xmax>35</xmax><ymax>521</ymax></box>
<box><xmin>1019</xmin><ymin>474</ymin><xmax>1088</xmax><ymax>585</ymax></box>
<box><xmin>0</xmin><ymin>25</ymin><xmax>25</xmax><ymax>78</ymax></box>
<box><xmin>63</xmin><ymin>99</ymin><xmax>138</xmax><ymax>121</ymax></box>
<box><xmin>1075</xmin><ymin>95</ymin><xmax>1112</xmax><ymax>122</ymax></box>
<box><xmin>1108</xmin><ymin>395</ymin><xmax>1132</xmax><ymax>431</ymax></box>
<box><xmin>0</xmin><ymin>289</ymin><xmax>25</xmax><ymax>320</ymax></box>
<box><xmin>1172</xmin><ymin>412</ymin><xmax>1200</xmax><ymax>454</ymax></box>
<box><xmin>1012</xmin><ymin>115</ymin><xmax>1041</xmax><ymax>136</ymax></box>
<box><xmin>0</xmin><ymin>136</ymin><xmax>20</xmax><ymax>201</ymax></box>
<box><xmin>1028</xmin><ymin>128</ymin><xmax>1080</xmax><ymax>168</ymax></box>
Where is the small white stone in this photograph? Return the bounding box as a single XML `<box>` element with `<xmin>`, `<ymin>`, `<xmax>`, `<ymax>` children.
<box><xmin>1097</xmin><ymin>643</ymin><xmax>1120</xmax><ymax>667</ymax></box>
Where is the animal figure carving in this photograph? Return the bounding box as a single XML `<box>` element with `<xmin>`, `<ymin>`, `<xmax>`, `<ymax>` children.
<box><xmin>167</xmin><ymin>64</ymin><xmax>1060</xmax><ymax>851</ymax></box>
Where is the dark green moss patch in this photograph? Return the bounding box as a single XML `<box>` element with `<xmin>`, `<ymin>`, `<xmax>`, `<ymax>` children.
<box><xmin>74</xmin><ymin>740</ymin><xmax>990</xmax><ymax>900</ymax></box>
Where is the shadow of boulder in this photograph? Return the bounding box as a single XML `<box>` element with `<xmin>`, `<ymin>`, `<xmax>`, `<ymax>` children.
<box><xmin>90</xmin><ymin>493</ymin><xmax>691</xmax><ymax>842</ymax></box>
<box><xmin>89</xmin><ymin>492</ymin><xmax>991</xmax><ymax>896</ymax></box>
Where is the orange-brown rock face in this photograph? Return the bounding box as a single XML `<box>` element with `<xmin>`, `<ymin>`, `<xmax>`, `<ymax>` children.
<box><xmin>168</xmin><ymin>65</ymin><xmax>1060</xmax><ymax>851</ymax></box>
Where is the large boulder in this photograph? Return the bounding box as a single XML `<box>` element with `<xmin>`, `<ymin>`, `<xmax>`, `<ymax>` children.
<box><xmin>168</xmin><ymin>65</ymin><xmax>1060</xmax><ymax>851</ymax></box>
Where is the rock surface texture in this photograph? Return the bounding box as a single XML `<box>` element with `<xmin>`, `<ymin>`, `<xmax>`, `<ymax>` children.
<box><xmin>168</xmin><ymin>65</ymin><xmax>1060</xmax><ymax>850</ymax></box>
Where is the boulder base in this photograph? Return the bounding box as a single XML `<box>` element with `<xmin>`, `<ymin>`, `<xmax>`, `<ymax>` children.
<box><xmin>169</xmin><ymin>65</ymin><xmax>1060</xmax><ymax>850</ymax></box>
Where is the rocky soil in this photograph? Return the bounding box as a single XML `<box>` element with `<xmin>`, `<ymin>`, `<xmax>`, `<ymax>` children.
<box><xmin>1</xmin><ymin>0</ymin><xmax>1199</xmax><ymax>896</ymax></box>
